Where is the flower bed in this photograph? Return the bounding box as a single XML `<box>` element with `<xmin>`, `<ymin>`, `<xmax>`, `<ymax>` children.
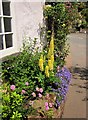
<box><xmin>1</xmin><ymin>36</ymin><xmax>71</xmax><ymax>119</ymax></box>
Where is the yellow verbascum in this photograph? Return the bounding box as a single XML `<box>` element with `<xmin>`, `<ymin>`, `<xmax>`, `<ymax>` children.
<box><xmin>50</xmin><ymin>36</ymin><xmax>54</xmax><ymax>55</ymax></box>
<box><xmin>50</xmin><ymin>54</ymin><xmax>54</xmax><ymax>64</ymax></box>
<box><xmin>40</xmin><ymin>55</ymin><xmax>43</xmax><ymax>61</ymax></box>
<box><xmin>48</xmin><ymin>59</ymin><xmax>53</xmax><ymax>70</ymax></box>
<box><xmin>45</xmin><ymin>66</ymin><xmax>49</xmax><ymax>77</ymax></box>
<box><xmin>47</xmin><ymin>48</ymin><xmax>51</xmax><ymax>58</ymax></box>
<box><xmin>39</xmin><ymin>58</ymin><xmax>43</xmax><ymax>71</ymax></box>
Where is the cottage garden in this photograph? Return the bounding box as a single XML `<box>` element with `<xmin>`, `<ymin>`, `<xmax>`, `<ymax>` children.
<box><xmin>1</xmin><ymin>2</ymin><xmax>87</xmax><ymax>119</ymax></box>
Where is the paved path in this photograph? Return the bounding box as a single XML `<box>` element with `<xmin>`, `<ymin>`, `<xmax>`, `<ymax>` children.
<box><xmin>66</xmin><ymin>33</ymin><xmax>86</xmax><ymax>68</ymax></box>
<box><xmin>63</xmin><ymin>33</ymin><xmax>87</xmax><ymax>118</ymax></box>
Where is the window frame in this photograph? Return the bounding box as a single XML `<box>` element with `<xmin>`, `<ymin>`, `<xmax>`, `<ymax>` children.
<box><xmin>0</xmin><ymin>0</ymin><xmax>13</xmax><ymax>50</ymax></box>
<box><xmin>0</xmin><ymin>0</ymin><xmax>18</xmax><ymax>58</ymax></box>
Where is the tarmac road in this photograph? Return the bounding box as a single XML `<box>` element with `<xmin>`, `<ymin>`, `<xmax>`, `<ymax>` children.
<box><xmin>62</xmin><ymin>33</ymin><xmax>87</xmax><ymax>118</ymax></box>
<box><xmin>67</xmin><ymin>33</ymin><xmax>86</xmax><ymax>68</ymax></box>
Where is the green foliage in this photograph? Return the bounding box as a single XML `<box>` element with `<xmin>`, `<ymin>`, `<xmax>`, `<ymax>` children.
<box><xmin>44</xmin><ymin>2</ymin><xmax>87</xmax><ymax>65</ymax></box>
<box><xmin>2</xmin><ymin>83</ymin><xmax>23</xmax><ymax>119</ymax></box>
<box><xmin>1</xmin><ymin>37</ymin><xmax>62</xmax><ymax>119</ymax></box>
<box><xmin>45</xmin><ymin>109</ymin><xmax>54</xmax><ymax>118</ymax></box>
<box><xmin>44</xmin><ymin>3</ymin><xmax>70</xmax><ymax>65</ymax></box>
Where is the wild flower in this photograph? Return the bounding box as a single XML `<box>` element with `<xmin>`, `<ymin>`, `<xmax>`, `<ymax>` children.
<box><xmin>10</xmin><ymin>85</ymin><xmax>15</xmax><ymax>91</ymax></box>
<box><xmin>45</xmin><ymin>102</ymin><xmax>48</xmax><ymax>107</ymax></box>
<box><xmin>32</xmin><ymin>92</ymin><xmax>36</xmax><ymax>97</ymax></box>
<box><xmin>49</xmin><ymin>103</ymin><xmax>53</xmax><ymax>108</ymax></box>
<box><xmin>21</xmin><ymin>90</ymin><xmax>26</xmax><ymax>94</ymax></box>
<box><xmin>45</xmin><ymin>66</ymin><xmax>49</xmax><ymax>77</ymax></box>
<box><xmin>38</xmin><ymin>93</ymin><xmax>42</xmax><ymax>98</ymax></box>
<box><xmin>50</xmin><ymin>36</ymin><xmax>54</xmax><ymax>55</ymax></box>
<box><xmin>50</xmin><ymin>54</ymin><xmax>54</xmax><ymax>64</ymax></box>
<box><xmin>57</xmin><ymin>66</ymin><xmax>60</xmax><ymax>72</ymax></box>
<box><xmin>39</xmin><ymin>88</ymin><xmax>43</xmax><ymax>93</ymax></box>
<box><xmin>25</xmin><ymin>82</ymin><xmax>29</xmax><ymax>86</ymax></box>
<box><xmin>48</xmin><ymin>59</ymin><xmax>53</xmax><ymax>70</ymax></box>
<box><xmin>45</xmin><ymin>106</ymin><xmax>49</xmax><ymax>111</ymax></box>
<box><xmin>39</xmin><ymin>58</ymin><xmax>43</xmax><ymax>71</ymax></box>
<box><xmin>36</xmin><ymin>87</ymin><xmax>40</xmax><ymax>92</ymax></box>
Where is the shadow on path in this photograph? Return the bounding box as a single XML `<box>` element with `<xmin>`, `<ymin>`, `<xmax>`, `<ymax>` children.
<box><xmin>70</xmin><ymin>67</ymin><xmax>88</xmax><ymax>80</ymax></box>
<box><xmin>69</xmin><ymin>66</ymin><xmax>88</xmax><ymax>102</ymax></box>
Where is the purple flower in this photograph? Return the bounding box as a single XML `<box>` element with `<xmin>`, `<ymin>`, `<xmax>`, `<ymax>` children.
<box><xmin>10</xmin><ymin>85</ymin><xmax>15</xmax><ymax>91</ymax></box>
<box><xmin>21</xmin><ymin>90</ymin><xmax>26</xmax><ymax>94</ymax></box>
<box><xmin>25</xmin><ymin>82</ymin><xmax>29</xmax><ymax>86</ymax></box>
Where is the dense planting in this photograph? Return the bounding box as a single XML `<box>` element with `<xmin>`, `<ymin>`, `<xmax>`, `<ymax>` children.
<box><xmin>1</xmin><ymin>34</ymin><xmax>71</xmax><ymax>119</ymax></box>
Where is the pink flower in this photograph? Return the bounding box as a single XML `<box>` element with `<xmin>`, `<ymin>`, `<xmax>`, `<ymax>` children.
<box><xmin>32</xmin><ymin>92</ymin><xmax>36</xmax><ymax>97</ymax></box>
<box><xmin>49</xmin><ymin>103</ymin><xmax>53</xmax><ymax>108</ymax></box>
<box><xmin>38</xmin><ymin>93</ymin><xmax>42</xmax><ymax>98</ymax></box>
<box><xmin>21</xmin><ymin>90</ymin><xmax>26</xmax><ymax>94</ymax></box>
<box><xmin>36</xmin><ymin>87</ymin><xmax>40</xmax><ymax>92</ymax></box>
<box><xmin>39</xmin><ymin>88</ymin><xmax>43</xmax><ymax>93</ymax></box>
<box><xmin>10</xmin><ymin>85</ymin><xmax>15</xmax><ymax>91</ymax></box>
<box><xmin>25</xmin><ymin>82</ymin><xmax>29</xmax><ymax>86</ymax></box>
<box><xmin>57</xmin><ymin>66</ymin><xmax>60</xmax><ymax>72</ymax></box>
<box><xmin>45</xmin><ymin>102</ymin><xmax>48</xmax><ymax>107</ymax></box>
<box><xmin>45</xmin><ymin>106</ymin><xmax>49</xmax><ymax>111</ymax></box>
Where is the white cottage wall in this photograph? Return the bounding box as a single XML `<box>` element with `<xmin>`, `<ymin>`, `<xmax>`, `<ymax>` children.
<box><xmin>13</xmin><ymin>2</ymin><xmax>44</xmax><ymax>49</ymax></box>
<box><xmin>0</xmin><ymin>1</ymin><xmax>44</xmax><ymax>58</ymax></box>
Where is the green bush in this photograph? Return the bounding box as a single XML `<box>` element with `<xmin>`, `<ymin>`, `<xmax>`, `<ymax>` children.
<box><xmin>44</xmin><ymin>3</ymin><xmax>70</xmax><ymax>65</ymax></box>
<box><xmin>1</xmin><ymin>35</ymin><xmax>63</xmax><ymax>119</ymax></box>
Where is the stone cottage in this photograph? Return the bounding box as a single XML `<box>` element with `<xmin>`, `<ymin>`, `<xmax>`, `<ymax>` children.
<box><xmin>0</xmin><ymin>0</ymin><xmax>44</xmax><ymax>58</ymax></box>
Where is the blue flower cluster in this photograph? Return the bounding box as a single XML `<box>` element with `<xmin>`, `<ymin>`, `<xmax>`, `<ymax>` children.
<box><xmin>52</xmin><ymin>66</ymin><xmax>71</xmax><ymax>108</ymax></box>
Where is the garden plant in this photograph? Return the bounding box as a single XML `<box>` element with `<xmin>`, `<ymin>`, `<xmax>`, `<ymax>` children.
<box><xmin>1</xmin><ymin>1</ymin><xmax>87</xmax><ymax>119</ymax></box>
<box><xmin>1</xmin><ymin>34</ymin><xmax>71</xmax><ymax>119</ymax></box>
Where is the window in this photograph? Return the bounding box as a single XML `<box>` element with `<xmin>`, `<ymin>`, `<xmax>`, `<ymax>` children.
<box><xmin>0</xmin><ymin>0</ymin><xmax>13</xmax><ymax>50</ymax></box>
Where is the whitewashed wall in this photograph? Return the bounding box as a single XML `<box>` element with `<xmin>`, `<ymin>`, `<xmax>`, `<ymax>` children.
<box><xmin>0</xmin><ymin>1</ymin><xmax>44</xmax><ymax>58</ymax></box>
<box><xmin>12</xmin><ymin>1</ymin><xmax>44</xmax><ymax>49</ymax></box>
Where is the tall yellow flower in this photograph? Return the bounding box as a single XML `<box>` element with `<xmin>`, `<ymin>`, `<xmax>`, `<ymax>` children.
<box><xmin>50</xmin><ymin>54</ymin><xmax>54</xmax><ymax>64</ymax></box>
<box><xmin>50</xmin><ymin>36</ymin><xmax>54</xmax><ymax>55</ymax></box>
<box><xmin>45</xmin><ymin>66</ymin><xmax>49</xmax><ymax>77</ymax></box>
<box><xmin>39</xmin><ymin>58</ymin><xmax>43</xmax><ymax>71</ymax></box>
<box><xmin>40</xmin><ymin>54</ymin><xmax>43</xmax><ymax>61</ymax></box>
<box><xmin>47</xmin><ymin>48</ymin><xmax>51</xmax><ymax>58</ymax></box>
<box><xmin>48</xmin><ymin>59</ymin><xmax>53</xmax><ymax>70</ymax></box>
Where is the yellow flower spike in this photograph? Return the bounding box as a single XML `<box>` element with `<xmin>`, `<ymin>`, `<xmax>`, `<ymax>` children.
<box><xmin>47</xmin><ymin>48</ymin><xmax>51</xmax><ymax>58</ymax></box>
<box><xmin>40</xmin><ymin>54</ymin><xmax>43</xmax><ymax>60</ymax></box>
<box><xmin>39</xmin><ymin>58</ymin><xmax>43</xmax><ymax>71</ymax></box>
<box><xmin>51</xmin><ymin>54</ymin><xmax>54</xmax><ymax>64</ymax></box>
<box><xmin>45</xmin><ymin>66</ymin><xmax>49</xmax><ymax>77</ymax></box>
<box><xmin>48</xmin><ymin>59</ymin><xmax>53</xmax><ymax>70</ymax></box>
<box><xmin>50</xmin><ymin>36</ymin><xmax>54</xmax><ymax>54</ymax></box>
